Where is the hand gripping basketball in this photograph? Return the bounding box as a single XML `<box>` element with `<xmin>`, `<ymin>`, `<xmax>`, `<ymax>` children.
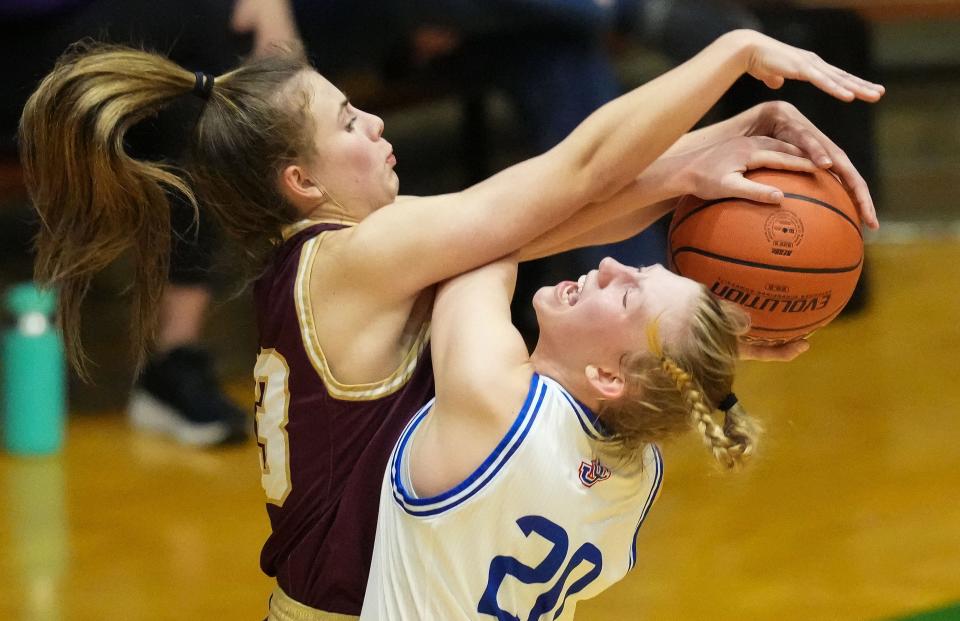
<box><xmin>743</xmin><ymin>101</ymin><xmax>879</xmax><ymax>230</ymax></box>
<box><xmin>669</xmin><ymin>168</ymin><xmax>863</xmax><ymax>345</ymax></box>
<box><xmin>680</xmin><ymin>136</ymin><xmax>819</xmax><ymax>205</ymax></box>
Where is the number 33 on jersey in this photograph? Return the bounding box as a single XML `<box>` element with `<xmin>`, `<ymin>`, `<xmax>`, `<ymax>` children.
<box><xmin>254</xmin><ymin>348</ymin><xmax>292</xmax><ymax>505</ymax></box>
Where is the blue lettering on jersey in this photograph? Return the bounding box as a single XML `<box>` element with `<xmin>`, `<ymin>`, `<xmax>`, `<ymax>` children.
<box><xmin>478</xmin><ymin>515</ymin><xmax>603</xmax><ymax>621</ymax></box>
<box><xmin>578</xmin><ymin>459</ymin><xmax>611</xmax><ymax>487</ymax></box>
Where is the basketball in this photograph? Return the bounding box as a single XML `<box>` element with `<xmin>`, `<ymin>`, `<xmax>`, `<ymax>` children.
<box><xmin>668</xmin><ymin>168</ymin><xmax>863</xmax><ymax>345</ymax></box>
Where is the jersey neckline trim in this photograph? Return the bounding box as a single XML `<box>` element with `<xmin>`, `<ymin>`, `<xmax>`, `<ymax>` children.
<box><xmin>281</xmin><ymin>217</ymin><xmax>356</xmax><ymax>241</ymax></box>
<box><xmin>295</xmin><ymin>233</ymin><xmax>431</xmax><ymax>401</ymax></box>
<box><xmin>540</xmin><ymin>375</ymin><xmax>608</xmax><ymax>439</ymax></box>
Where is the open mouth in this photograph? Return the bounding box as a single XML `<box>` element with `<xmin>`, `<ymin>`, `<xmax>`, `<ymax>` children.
<box><xmin>558</xmin><ymin>275</ymin><xmax>586</xmax><ymax>307</ymax></box>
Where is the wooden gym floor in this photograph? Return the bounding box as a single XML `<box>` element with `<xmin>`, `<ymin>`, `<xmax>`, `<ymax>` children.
<box><xmin>1</xmin><ymin>239</ymin><xmax>959</xmax><ymax>620</ymax></box>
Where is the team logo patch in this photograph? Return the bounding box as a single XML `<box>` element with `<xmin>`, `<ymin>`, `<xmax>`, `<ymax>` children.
<box><xmin>579</xmin><ymin>459</ymin><xmax>611</xmax><ymax>487</ymax></box>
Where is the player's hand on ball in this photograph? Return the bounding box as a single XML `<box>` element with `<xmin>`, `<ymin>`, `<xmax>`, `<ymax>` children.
<box><xmin>681</xmin><ymin>136</ymin><xmax>818</xmax><ymax>204</ymax></box>
<box><xmin>743</xmin><ymin>101</ymin><xmax>879</xmax><ymax>230</ymax></box>
<box><xmin>739</xmin><ymin>339</ymin><xmax>810</xmax><ymax>362</ymax></box>
<box><xmin>726</xmin><ymin>30</ymin><xmax>885</xmax><ymax>103</ymax></box>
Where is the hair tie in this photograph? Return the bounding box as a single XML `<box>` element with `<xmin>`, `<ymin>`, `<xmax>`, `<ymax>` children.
<box><xmin>718</xmin><ymin>392</ymin><xmax>738</xmax><ymax>412</ymax></box>
<box><xmin>192</xmin><ymin>71</ymin><xmax>215</xmax><ymax>100</ymax></box>
<box><xmin>645</xmin><ymin>319</ymin><xmax>665</xmax><ymax>360</ymax></box>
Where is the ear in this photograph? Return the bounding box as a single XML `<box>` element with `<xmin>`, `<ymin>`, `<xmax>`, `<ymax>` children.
<box><xmin>584</xmin><ymin>364</ymin><xmax>625</xmax><ymax>402</ymax></box>
<box><xmin>279</xmin><ymin>164</ymin><xmax>325</xmax><ymax>207</ymax></box>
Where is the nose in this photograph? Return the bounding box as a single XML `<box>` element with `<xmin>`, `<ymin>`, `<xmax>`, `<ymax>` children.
<box><xmin>369</xmin><ymin>112</ymin><xmax>385</xmax><ymax>140</ymax></box>
<box><xmin>596</xmin><ymin>257</ymin><xmax>629</xmax><ymax>288</ymax></box>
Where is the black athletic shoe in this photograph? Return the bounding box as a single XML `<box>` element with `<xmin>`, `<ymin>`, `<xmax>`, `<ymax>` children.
<box><xmin>129</xmin><ymin>346</ymin><xmax>250</xmax><ymax>447</ymax></box>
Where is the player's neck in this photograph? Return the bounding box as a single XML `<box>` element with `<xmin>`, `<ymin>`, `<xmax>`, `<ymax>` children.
<box><xmin>529</xmin><ymin>350</ymin><xmax>602</xmax><ymax>412</ymax></box>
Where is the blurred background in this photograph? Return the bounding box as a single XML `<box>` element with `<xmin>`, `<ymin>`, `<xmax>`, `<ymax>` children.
<box><xmin>1</xmin><ymin>0</ymin><xmax>959</xmax><ymax>619</ymax></box>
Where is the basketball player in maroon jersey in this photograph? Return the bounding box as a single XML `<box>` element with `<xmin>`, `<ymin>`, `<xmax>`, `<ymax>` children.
<box><xmin>21</xmin><ymin>30</ymin><xmax>882</xmax><ymax>618</ymax></box>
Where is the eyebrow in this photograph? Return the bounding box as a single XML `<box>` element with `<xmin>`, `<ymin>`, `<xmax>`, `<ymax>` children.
<box><xmin>338</xmin><ymin>97</ymin><xmax>351</xmax><ymax>120</ymax></box>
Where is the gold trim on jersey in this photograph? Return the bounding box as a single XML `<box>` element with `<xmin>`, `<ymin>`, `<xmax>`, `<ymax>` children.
<box><xmin>267</xmin><ymin>586</ymin><xmax>358</xmax><ymax>621</ymax></box>
<box><xmin>295</xmin><ymin>234</ymin><xmax>431</xmax><ymax>402</ymax></box>
<box><xmin>281</xmin><ymin>217</ymin><xmax>358</xmax><ymax>242</ymax></box>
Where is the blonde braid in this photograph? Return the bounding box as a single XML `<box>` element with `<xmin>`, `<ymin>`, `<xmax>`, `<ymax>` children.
<box><xmin>600</xmin><ymin>293</ymin><xmax>757</xmax><ymax>469</ymax></box>
<box><xmin>659</xmin><ymin>356</ymin><xmax>742</xmax><ymax>469</ymax></box>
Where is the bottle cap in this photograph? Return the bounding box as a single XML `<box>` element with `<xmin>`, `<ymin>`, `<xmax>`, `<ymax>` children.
<box><xmin>5</xmin><ymin>282</ymin><xmax>57</xmax><ymax>317</ymax></box>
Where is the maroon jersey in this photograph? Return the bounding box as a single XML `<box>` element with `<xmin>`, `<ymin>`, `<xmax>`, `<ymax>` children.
<box><xmin>252</xmin><ymin>222</ymin><xmax>434</xmax><ymax>614</ymax></box>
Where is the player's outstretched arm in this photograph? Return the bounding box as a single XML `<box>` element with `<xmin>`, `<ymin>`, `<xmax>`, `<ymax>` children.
<box><xmin>335</xmin><ymin>30</ymin><xmax>883</xmax><ymax>305</ymax></box>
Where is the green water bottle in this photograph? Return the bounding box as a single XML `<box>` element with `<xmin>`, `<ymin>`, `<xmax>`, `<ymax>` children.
<box><xmin>2</xmin><ymin>283</ymin><xmax>66</xmax><ymax>455</ymax></box>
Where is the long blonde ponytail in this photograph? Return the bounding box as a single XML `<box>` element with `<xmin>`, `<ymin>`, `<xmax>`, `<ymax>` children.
<box><xmin>20</xmin><ymin>41</ymin><xmax>201</xmax><ymax>373</ymax></box>
<box><xmin>19</xmin><ymin>40</ymin><xmax>312</xmax><ymax>374</ymax></box>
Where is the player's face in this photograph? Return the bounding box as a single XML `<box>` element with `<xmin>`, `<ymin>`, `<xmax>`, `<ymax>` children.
<box><xmin>301</xmin><ymin>72</ymin><xmax>399</xmax><ymax>216</ymax></box>
<box><xmin>533</xmin><ymin>259</ymin><xmax>702</xmax><ymax>372</ymax></box>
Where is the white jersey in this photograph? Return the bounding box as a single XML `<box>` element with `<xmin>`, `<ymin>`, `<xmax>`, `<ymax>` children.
<box><xmin>361</xmin><ymin>373</ymin><xmax>663</xmax><ymax>621</ymax></box>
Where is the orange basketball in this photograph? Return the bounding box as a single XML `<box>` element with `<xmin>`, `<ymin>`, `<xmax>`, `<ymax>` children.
<box><xmin>668</xmin><ymin>168</ymin><xmax>863</xmax><ymax>345</ymax></box>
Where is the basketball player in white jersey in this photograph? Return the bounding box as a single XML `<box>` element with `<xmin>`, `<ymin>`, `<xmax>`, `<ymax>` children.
<box><xmin>362</xmin><ymin>255</ymin><xmax>756</xmax><ymax>620</ymax></box>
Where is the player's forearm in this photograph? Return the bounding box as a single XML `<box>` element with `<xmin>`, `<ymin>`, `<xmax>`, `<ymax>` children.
<box><xmin>518</xmin><ymin>199</ymin><xmax>676</xmax><ymax>263</ymax></box>
<box><xmin>481</xmin><ymin>37</ymin><xmax>751</xmax><ymax>270</ymax></box>
<box><xmin>514</xmin><ymin>155</ymin><xmax>686</xmax><ymax>263</ymax></box>
<box><xmin>556</xmin><ymin>30</ymin><xmax>751</xmax><ymax>202</ymax></box>
<box><xmin>662</xmin><ymin>112</ymin><xmax>751</xmax><ymax>157</ymax></box>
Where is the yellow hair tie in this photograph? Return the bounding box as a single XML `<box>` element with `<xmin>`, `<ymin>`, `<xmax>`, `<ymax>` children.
<box><xmin>646</xmin><ymin>317</ymin><xmax>665</xmax><ymax>359</ymax></box>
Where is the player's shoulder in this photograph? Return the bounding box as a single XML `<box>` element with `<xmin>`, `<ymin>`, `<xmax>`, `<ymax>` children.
<box><xmin>440</xmin><ymin>364</ymin><xmax>535</xmax><ymax>434</ymax></box>
<box><xmin>462</xmin><ymin>371</ymin><xmax>600</xmax><ymax>449</ymax></box>
<box><xmin>290</xmin><ymin>220</ymin><xmax>368</xmax><ymax>291</ymax></box>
